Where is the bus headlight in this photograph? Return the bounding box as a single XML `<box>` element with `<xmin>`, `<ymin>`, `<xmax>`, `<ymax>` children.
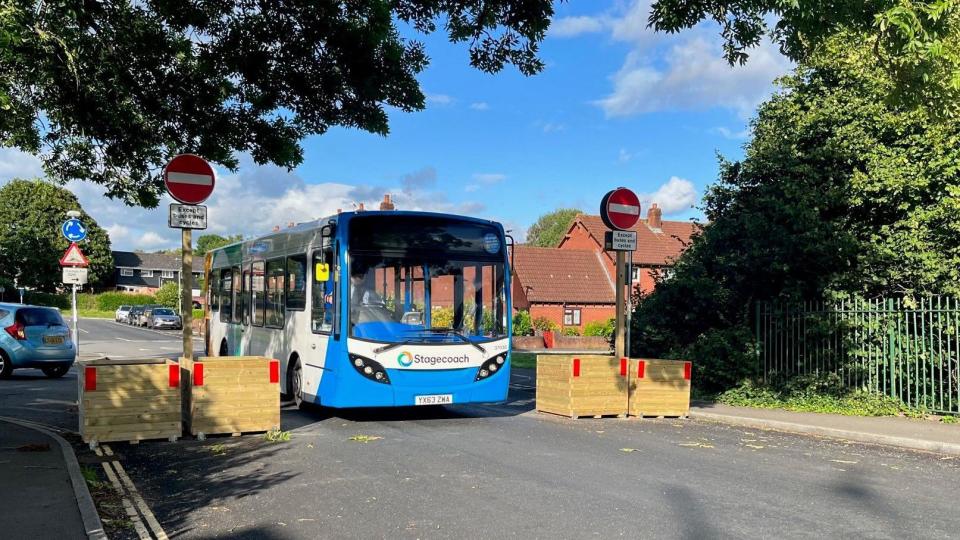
<box><xmin>349</xmin><ymin>354</ymin><xmax>391</xmax><ymax>385</ymax></box>
<box><xmin>476</xmin><ymin>354</ymin><xmax>508</xmax><ymax>381</ymax></box>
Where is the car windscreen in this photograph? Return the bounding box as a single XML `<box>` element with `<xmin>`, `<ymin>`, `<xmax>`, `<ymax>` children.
<box><xmin>120</xmin><ymin>305</ymin><xmax>131</xmax><ymax>310</ymax></box>
<box><xmin>16</xmin><ymin>308</ymin><xmax>65</xmax><ymax>327</ymax></box>
<box><xmin>153</xmin><ymin>309</ymin><xmax>175</xmax><ymax>316</ymax></box>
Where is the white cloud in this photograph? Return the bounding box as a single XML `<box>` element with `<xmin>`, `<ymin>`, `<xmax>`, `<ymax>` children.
<box><xmin>638</xmin><ymin>176</ymin><xmax>698</xmax><ymax>215</ymax></box>
<box><xmin>0</xmin><ymin>148</ymin><xmax>44</xmax><ymax>182</ymax></box>
<box><xmin>550</xmin><ymin>15</ymin><xmax>606</xmax><ymax>38</ymax></box>
<box><xmin>618</xmin><ymin>148</ymin><xmax>633</xmax><ymax>163</ymax></box>
<box><xmin>426</xmin><ymin>93</ymin><xmax>454</xmax><ymax>106</ymax></box>
<box><xmin>464</xmin><ymin>184</ymin><xmax>480</xmax><ymax>193</ymax></box>
<box><xmin>138</xmin><ymin>231</ymin><xmax>175</xmax><ymax>249</ymax></box>
<box><xmin>472</xmin><ymin>173</ymin><xmax>506</xmax><ymax>184</ymax></box>
<box><xmin>542</xmin><ymin>122</ymin><xmax>566</xmax><ymax>133</ymax></box>
<box><xmin>712</xmin><ymin>126</ymin><xmax>751</xmax><ymax>140</ymax></box>
<box><xmin>469</xmin><ymin>102</ymin><xmax>490</xmax><ymax>111</ymax></box>
<box><xmin>596</xmin><ymin>36</ymin><xmax>791</xmax><ymax>118</ymax></box>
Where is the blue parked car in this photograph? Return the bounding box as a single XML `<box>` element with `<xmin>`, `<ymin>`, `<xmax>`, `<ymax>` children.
<box><xmin>0</xmin><ymin>303</ymin><xmax>75</xmax><ymax>378</ymax></box>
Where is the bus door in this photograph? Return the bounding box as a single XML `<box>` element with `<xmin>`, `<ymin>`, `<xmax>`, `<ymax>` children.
<box><xmin>304</xmin><ymin>240</ymin><xmax>337</xmax><ymax>398</ymax></box>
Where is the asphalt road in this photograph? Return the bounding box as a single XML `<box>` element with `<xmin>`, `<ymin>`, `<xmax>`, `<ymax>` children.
<box><xmin>3</xmin><ymin>319</ymin><xmax>960</xmax><ymax>539</ymax></box>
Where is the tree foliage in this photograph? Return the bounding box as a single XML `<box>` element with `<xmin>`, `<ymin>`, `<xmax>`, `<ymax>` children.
<box><xmin>0</xmin><ymin>1</ymin><xmax>555</xmax><ymax>207</ymax></box>
<box><xmin>0</xmin><ymin>179</ymin><xmax>114</xmax><ymax>291</ymax></box>
<box><xmin>525</xmin><ymin>208</ymin><xmax>581</xmax><ymax>247</ymax></box>
<box><xmin>649</xmin><ymin>0</ymin><xmax>960</xmax><ymax>111</ymax></box>
<box><xmin>196</xmin><ymin>234</ymin><xmax>243</xmax><ymax>257</ymax></box>
<box><xmin>631</xmin><ymin>30</ymin><xmax>960</xmax><ymax>391</ymax></box>
<box><xmin>154</xmin><ymin>281</ymin><xmax>180</xmax><ymax>310</ymax></box>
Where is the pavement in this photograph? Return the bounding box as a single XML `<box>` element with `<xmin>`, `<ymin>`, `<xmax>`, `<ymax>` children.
<box><xmin>1</xmin><ymin>318</ymin><xmax>959</xmax><ymax>538</ymax></box>
<box><xmin>691</xmin><ymin>402</ymin><xmax>960</xmax><ymax>456</ymax></box>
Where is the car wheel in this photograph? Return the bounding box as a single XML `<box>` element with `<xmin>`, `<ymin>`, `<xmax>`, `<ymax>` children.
<box><xmin>0</xmin><ymin>351</ymin><xmax>13</xmax><ymax>379</ymax></box>
<box><xmin>41</xmin><ymin>365</ymin><xmax>70</xmax><ymax>378</ymax></box>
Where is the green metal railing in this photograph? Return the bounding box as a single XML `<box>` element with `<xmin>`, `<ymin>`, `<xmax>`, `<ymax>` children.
<box><xmin>755</xmin><ymin>297</ymin><xmax>960</xmax><ymax>414</ymax></box>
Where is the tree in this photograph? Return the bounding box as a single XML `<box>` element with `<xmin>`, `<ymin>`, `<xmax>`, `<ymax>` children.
<box><xmin>0</xmin><ymin>179</ymin><xmax>114</xmax><ymax>291</ymax></box>
<box><xmin>631</xmin><ymin>30</ymin><xmax>960</xmax><ymax>391</ymax></box>
<box><xmin>649</xmin><ymin>0</ymin><xmax>960</xmax><ymax>110</ymax></box>
<box><xmin>0</xmin><ymin>1</ymin><xmax>555</xmax><ymax>207</ymax></box>
<box><xmin>196</xmin><ymin>234</ymin><xmax>243</xmax><ymax>257</ymax></box>
<box><xmin>525</xmin><ymin>208</ymin><xmax>582</xmax><ymax>247</ymax></box>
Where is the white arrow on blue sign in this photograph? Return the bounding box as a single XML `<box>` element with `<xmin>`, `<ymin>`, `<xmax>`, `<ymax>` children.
<box><xmin>61</xmin><ymin>219</ymin><xmax>87</xmax><ymax>242</ymax></box>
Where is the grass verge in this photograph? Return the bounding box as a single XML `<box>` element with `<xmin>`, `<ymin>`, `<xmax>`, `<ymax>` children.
<box><xmin>511</xmin><ymin>352</ymin><xmax>536</xmax><ymax>369</ymax></box>
<box><xmin>715</xmin><ymin>374</ymin><xmax>921</xmax><ymax>417</ymax></box>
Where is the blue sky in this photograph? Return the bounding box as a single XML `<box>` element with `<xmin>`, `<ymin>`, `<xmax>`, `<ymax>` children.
<box><xmin>0</xmin><ymin>0</ymin><xmax>792</xmax><ymax>250</ymax></box>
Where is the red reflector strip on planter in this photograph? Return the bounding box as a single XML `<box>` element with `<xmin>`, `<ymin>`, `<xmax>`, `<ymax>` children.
<box><xmin>169</xmin><ymin>364</ymin><xmax>180</xmax><ymax>388</ymax></box>
<box><xmin>637</xmin><ymin>360</ymin><xmax>645</xmax><ymax>379</ymax></box>
<box><xmin>620</xmin><ymin>358</ymin><xmax>627</xmax><ymax>377</ymax></box>
<box><xmin>194</xmin><ymin>363</ymin><xmax>204</xmax><ymax>386</ymax></box>
<box><xmin>84</xmin><ymin>367</ymin><xmax>97</xmax><ymax>391</ymax></box>
<box><xmin>572</xmin><ymin>358</ymin><xmax>580</xmax><ymax>377</ymax></box>
<box><xmin>269</xmin><ymin>360</ymin><xmax>280</xmax><ymax>384</ymax></box>
<box><xmin>684</xmin><ymin>362</ymin><xmax>692</xmax><ymax>380</ymax></box>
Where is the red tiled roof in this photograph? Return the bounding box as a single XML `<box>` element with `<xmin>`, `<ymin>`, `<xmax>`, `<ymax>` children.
<box><xmin>571</xmin><ymin>214</ymin><xmax>698</xmax><ymax>266</ymax></box>
<box><xmin>513</xmin><ymin>246</ymin><xmax>614</xmax><ymax>304</ymax></box>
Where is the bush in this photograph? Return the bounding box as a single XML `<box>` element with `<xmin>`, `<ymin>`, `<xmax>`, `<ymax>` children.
<box><xmin>561</xmin><ymin>326</ymin><xmax>580</xmax><ymax>336</ymax></box>
<box><xmin>532</xmin><ymin>316</ymin><xmax>557</xmax><ymax>333</ymax></box>
<box><xmin>23</xmin><ymin>291</ymin><xmax>69</xmax><ymax>309</ymax></box>
<box><xmin>512</xmin><ymin>310</ymin><xmax>533</xmax><ymax>336</ymax></box>
<box><xmin>95</xmin><ymin>291</ymin><xmax>156</xmax><ymax>311</ymax></box>
<box><xmin>154</xmin><ymin>282</ymin><xmax>179</xmax><ymax>308</ymax></box>
<box><xmin>431</xmin><ymin>306</ymin><xmax>453</xmax><ymax>328</ymax></box>
<box><xmin>583</xmin><ymin>318</ymin><xmax>614</xmax><ymax>338</ymax></box>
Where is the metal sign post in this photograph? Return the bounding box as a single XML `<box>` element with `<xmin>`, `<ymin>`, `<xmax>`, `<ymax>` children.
<box><xmin>600</xmin><ymin>187</ymin><xmax>641</xmax><ymax>359</ymax></box>
<box><xmin>60</xmin><ymin>215</ymin><xmax>89</xmax><ymax>360</ymax></box>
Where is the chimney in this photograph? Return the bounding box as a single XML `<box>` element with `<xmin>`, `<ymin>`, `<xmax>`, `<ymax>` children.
<box><xmin>379</xmin><ymin>194</ymin><xmax>395</xmax><ymax>211</ymax></box>
<box><xmin>287</xmin><ymin>221</ymin><xmax>295</xmax><ymax>228</ymax></box>
<box><xmin>647</xmin><ymin>203</ymin><xmax>662</xmax><ymax>230</ymax></box>
<box><xmin>272</xmin><ymin>225</ymin><xmax>281</xmax><ymax>232</ymax></box>
<box><xmin>358</xmin><ymin>202</ymin><xmax>366</xmax><ymax>212</ymax></box>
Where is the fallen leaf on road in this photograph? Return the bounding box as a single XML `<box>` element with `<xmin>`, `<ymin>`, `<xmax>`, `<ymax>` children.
<box><xmin>830</xmin><ymin>459</ymin><xmax>858</xmax><ymax>464</ymax></box>
<box><xmin>349</xmin><ymin>435</ymin><xmax>383</xmax><ymax>443</ymax></box>
<box><xmin>745</xmin><ymin>444</ymin><xmax>765</xmax><ymax>449</ymax></box>
<box><xmin>678</xmin><ymin>442</ymin><xmax>714</xmax><ymax>449</ymax></box>
<box><xmin>17</xmin><ymin>443</ymin><xmax>50</xmax><ymax>452</ymax></box>
<box><xmin>620</xmin><ymin>448</ymin><xmax>638</xmax><ymax>453</ymax></box>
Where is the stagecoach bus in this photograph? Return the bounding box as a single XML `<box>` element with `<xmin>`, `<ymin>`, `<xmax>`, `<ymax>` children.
<box><xmin>203</xmin><ymin>211</ymin><xmax>513</xmax><ymax>408</ymax></box>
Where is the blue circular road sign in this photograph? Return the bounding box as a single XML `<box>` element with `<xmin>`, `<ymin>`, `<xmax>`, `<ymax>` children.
<box><xmin>61</xmin><ymin>219</ymin><xmax>87</xmax><ymax>242</ymax></box>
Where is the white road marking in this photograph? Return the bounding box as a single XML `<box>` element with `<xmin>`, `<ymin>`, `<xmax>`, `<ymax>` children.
<box><xmin>116</xmin><ymin>337</ymin><xmax>135</xmax><ymax>342</ymax></box>
<box><xmin>95</xmin><ymin>447</ymin><xmax>151</xmax><ymax>540</ymax></box>
<box><xmin>78</xmin><ymin>327</ymin><xmax>89</xmax><ymax>334</ymax></box>
<box><xmin>104</xmin><ymin>445</ymin><xmax>169</xmax><ymax>540</ymax></box>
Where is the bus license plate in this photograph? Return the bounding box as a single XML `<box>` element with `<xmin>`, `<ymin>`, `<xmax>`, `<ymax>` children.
<box><xmin>415</xmin><ymin>394</ymin><xmax>453</xmax><ymax>406</ymax></box>
<box><xmin>43</xmin><ymin>336</ymin><xmax>64</xmax><ymax>345</ymax></box>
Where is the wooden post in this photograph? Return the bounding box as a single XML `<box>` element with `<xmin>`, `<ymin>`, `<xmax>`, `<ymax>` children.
<box><xmin>182</xmin><ymin>228</ymin><xmax>193</xmax><ymax>361</ymax></box>
<box><xmin>614</xmin><ymin>250</ymin><xmax>626</xmax><ymax>358</ymax></box>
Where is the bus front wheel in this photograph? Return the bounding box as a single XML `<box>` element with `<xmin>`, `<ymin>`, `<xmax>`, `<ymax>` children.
<box><xmin>219</xmin><ymin>339</ymin><xmax>228</xmax><ymax>357</ymax></box>
<box><xmin>289</xmin><ymin>357</ymin><xmax>307</xmax><ymax>410</ymax></box>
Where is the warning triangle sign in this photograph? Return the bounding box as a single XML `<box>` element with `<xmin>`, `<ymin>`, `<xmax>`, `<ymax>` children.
<box><xmin>60</xmin><ymin>243</ymin><xmax>90</xmax><ymax>267</ymax></box>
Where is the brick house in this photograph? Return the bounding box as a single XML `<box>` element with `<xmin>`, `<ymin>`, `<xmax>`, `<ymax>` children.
<box><xmin>558</xmin><ymin>204</ymin><xmax>698</xmax><ymax>295</ymax></box>
<box><xmin>511</xmin><ymin>246</ymin><xmax>616</xmax><ymax>332</ymax></box>
<box><xmin>112</xmin><ymin>251</ymin><xmax>204</xmax><ymax>297</ymax></box>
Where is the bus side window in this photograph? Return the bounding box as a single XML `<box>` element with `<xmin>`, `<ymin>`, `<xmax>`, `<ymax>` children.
<box><xmin>265</xmin><ymin>258</ymin><xmax>285</xmax><ymax>328</ymax></box>
<box><xmin>251</xmin><ymin>261</ymin><xmax>265</xmax><ymax>327</ymax></box>
<box><xmin>311</xmin><ymin>250</ymin><xmax>335</xmax><ymax>334</ymax></box>
<box><xmin>231</xmin><ymin>266</ymin><xmax>241</xmax><ymax>323</ymax></box>
<box><xmin>241</xmin><ymin>265</ymin><xmax>251</xmax><ymax>325</ymax></box>
<box><xmin>286</xmin><ymin>254</ymin><xmax>307</xmax><ymax>310</ymax></box>
<box><xmin>219</xmin><ymin>269</ymin><xmax>232</xmax><ymax>323</ymax></box>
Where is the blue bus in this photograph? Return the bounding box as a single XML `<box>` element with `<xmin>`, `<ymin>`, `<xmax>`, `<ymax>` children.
<box><xmin>204</xmin><ymin>211</ymin><xmax>512</xmax><ymax>408</ymax></box>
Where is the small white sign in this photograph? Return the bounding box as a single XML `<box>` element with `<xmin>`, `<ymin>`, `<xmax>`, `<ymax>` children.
<box><xmin>606</xmin><ymin>230</ymin><xmax>637</xmax><ymax>251</ymax></box>
<box><xmin>63</xmin><ymin>267</ymin><xmax>88</xmax><ymax>285</ymax></box>
<box><xmin>169</xmin><ymin>204</ymin><xmax>208</xmax><ymax>229</ymax></box>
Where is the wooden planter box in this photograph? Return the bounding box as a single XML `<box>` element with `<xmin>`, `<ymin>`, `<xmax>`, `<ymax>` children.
<box><xmin>181</xmin><ymin>356</ymin><xmax>281</xmax><ymax>438</ymax></box>
<box><xmin>536</xmin><ymin>355</ymin><xmax>628</xmax><ymax>418</ymax></box>
<box><xmin>627</xmin><ymin>359</ymin><xmax>691</xmax><ymax>418</ymax></box>
<box><xmin>78</xmin><ymin>358</ymin><xmax>181</xmax><ymax>447</ymax></box>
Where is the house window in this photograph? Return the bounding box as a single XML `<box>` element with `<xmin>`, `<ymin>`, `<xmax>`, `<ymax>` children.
<box><xmin>141</xmin><ymin>269</ymin><xmax>154</xmax><ymax>278</ymax></box>
<box><xmin>631</xmin><ymin>267</ymin><xmax>640</xmax><ymax>282</ymax></box>
<box><xmin>120</xmin><ymin>268</ymin><xmax>133</xmax><ymax>277</ymax></box>
<box><xmin>161</xmin><ymin>270</ymin><xmax>174</xmax><ymax>279</ymax></box>
<box><xmin>563</xmin><ymin>307</ymin><xmax>581</xmax><ymax>326</ymax></box>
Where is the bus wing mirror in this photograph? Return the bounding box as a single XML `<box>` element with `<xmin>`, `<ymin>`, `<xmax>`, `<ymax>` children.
<box><xmin>505</xmin><ymin>234</ymin><xmax>515</xmax><ymax>268</ymax></box>
<box><xmin>321</xmin><ymin>224</ymin><xmax>335</xmax><ymax>248</ymax></box>
<box><xmin>315</xmin><ymin>262</ymin><xmax>330</xmax><ymax>282</ymax></box>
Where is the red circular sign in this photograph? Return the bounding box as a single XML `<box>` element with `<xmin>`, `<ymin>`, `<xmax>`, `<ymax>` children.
<box><xmin>163</xmin><ymin>154</ymin><xmax>215</xmax><ymax>205</ymax></box>
<box><xmin>600</xmin><ymin>187</ymin><xmax>641</xmax><ymax>230</ymax></box>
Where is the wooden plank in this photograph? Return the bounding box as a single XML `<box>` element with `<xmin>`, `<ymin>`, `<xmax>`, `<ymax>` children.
<box><xmin>628</xmin><ymin>358</ymin><xmax>691</xmax><ymax>417</ymax></box>
<box><xmin>84</xmin><ymin>412</ymin><xmax>181</xmax><ymax>427</ymax></box>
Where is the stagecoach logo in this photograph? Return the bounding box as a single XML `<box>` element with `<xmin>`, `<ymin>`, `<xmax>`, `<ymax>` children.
<box><xmin>397</xmin><ymin>351</ymin><xmax>414</xmax><ymax>367</ymax></box>
<box><xmin>396</xmin><ymin>350</ymin><xmax>471</xmax><ymax>367</ymax></box>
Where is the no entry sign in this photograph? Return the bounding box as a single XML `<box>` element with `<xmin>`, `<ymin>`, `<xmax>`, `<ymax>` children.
<box><xmin>164</xmin><ymin>154</ymin><xmax>215</xmax><ymax>205</ymax></box>
<box><xmin>600</xmin><ymin>187</ymin><xmax>641</xmax><ymax>230</ymax></box>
